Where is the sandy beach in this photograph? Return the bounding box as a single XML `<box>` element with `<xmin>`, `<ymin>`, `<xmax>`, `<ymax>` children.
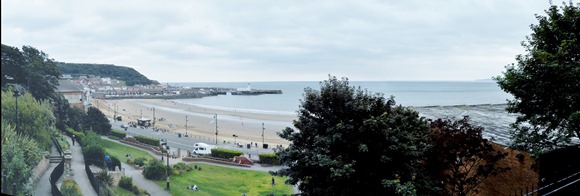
<box><xmin>92</xmin><ymin>98</ymin><xmax>297</xmax><ymax>146</ymax></box>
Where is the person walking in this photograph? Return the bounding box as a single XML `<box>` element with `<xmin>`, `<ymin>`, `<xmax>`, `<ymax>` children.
<box><xmin>72</xmin><ymin>134</ymin><xmax>75</xmax><ymax>146</ymax></box>
<box><xmin>271</xmin><ymin>177</ymin><xmax>275</xmax><ymax>187</ymax></box>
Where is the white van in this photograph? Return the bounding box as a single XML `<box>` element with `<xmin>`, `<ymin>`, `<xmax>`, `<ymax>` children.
<box><xmin>192</xmin><ymin>143</ymin><xmax>214</xmax><ymax>155</ymax></box>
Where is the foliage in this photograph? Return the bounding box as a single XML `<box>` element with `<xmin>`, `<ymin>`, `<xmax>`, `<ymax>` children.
<box><xmin>119</xmin><ymin>176</ymin><xmax>133</xmax><ymax>190</ymax></box>
<box><xmin>83</xmin><ymin>145</ymin><xmax>106</xmax><ymax>167</ymax></box>
<box><xmin>275</xmin><ymin>76</ymin><xmax>432</xmax><ymax>195</ymax></box>
<box><xmin>1</xmin><ymin>90</ymin><xmax>55</xmax><ymax>150</ymax></box>
<box><xmin>427</xmin><ymin>117</ymin><xmax>510</xmax><ymax>196</ymax></box>
<box><xmin>53</xmin><ymin>94</ymin><xmax>71</xmax><ymax>131</ymax></box>
<box><xmin>1</xmin><ymin>44</ymin><xmax>61</xmax><ymax>101</ymax></box>
<box><xmin>57</xmin><ymin>62</ymin><xmax>159</xmax><ymax>86</ymax></box>
<box><xmin>135</xmin><ymin>135</ymin><xmax>160</xmax><ymax>146</ymax></box>
<box><xmin>87</xmin><ymin>107</ymin><xmax>111</xmax><ymax>135</ymax></box>
<box><xmin>172</xmin><ymin>162</ymin><xmax>189</xmax><ymax>175</ymax></box>
<box><xmin>110</xmin><ymin>130</ymin><xmax>127</xmax><ymax>139</ymax></box>
<box><xmin>95</xmin><ymin>170</ymin><xmax>114</xmax><ymax>187</ymax></box>
<box><xmin>66</xmin><ymin>128</ymin><xmax>85</xmax><ymax>141</ymax></box>
<box><xmin>1</xmin><ymin>122</ymin><xmax>42</xmax><ymax>195</ymax></box>
<box><xmin>259</xmin><ymin>153</ymin><xmax>280</xmax><ymax>165</ymax></box>
<box><xmin>143</xmin><ymin>158</ymin><xmax>169</xmax><ymax>180</ymax></box>
<box><xmin>134</xmin><ymin>157</ymin><xmax>147</xmax><ymax>167</ymax></box>
<box><xmin>67</xmin><ymin>106</ymin><xmax>89</xmax><ymax>132</ymax></box>
<box><xmin>111</xmin><ymin>155</ymin><xmax>122</xmax><ymax>171</ymax></box>
<box><xmin>495</xmin><ymin>2</ymin><xmax>580</xmax><ymax>155</ymax></box>
<box><xmin>82</xmin><ymin>131</ymin><xmax>103</xmax><ymax>148</ymax></box>
<box><xmin>211</xmin><ymin>148</ymin><xmax>244</xmax><ymax>159</ymax></box>
<box><xmin>60</xmin><ymin>178</ymin><xmax>82</xmax><ymax>196</ymax></box>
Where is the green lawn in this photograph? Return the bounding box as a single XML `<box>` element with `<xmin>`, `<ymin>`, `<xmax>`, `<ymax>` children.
<box><xmin>110</xmin><ymin>186</ymin><xmax>136</xmax><ymax>196</ymax></box>
<box><xmin>154</xmin><ymin>163</ymin><xmax>293</xmax><ymax>196</ymax></box>
<box><xmin>101</xmin><ymin>139</ymin><xmax>156</xmax><ymax>164</ymax></box>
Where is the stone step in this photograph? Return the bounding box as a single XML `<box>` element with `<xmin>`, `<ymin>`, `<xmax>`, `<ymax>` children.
<box><xmin>50</xmin><ymin>156</ymin><xmax>63</xmax><ymax>163</ymax></box>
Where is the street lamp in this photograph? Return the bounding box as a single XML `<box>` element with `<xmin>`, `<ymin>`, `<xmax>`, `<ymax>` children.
<box><xmin>14</xmin><ymin>91</ymin><xmax>20</xmax><ymax>135</ymax></box>
<box><xmin>185</xmin><ymin>115</ymin><xmax>188</xmax><ymax>137</ymax></box>
<box><xmin>161</xmin><ymin>142</ymin><xmax>170</xmax><ymax>190</ymax></box>
<box><xmin>233</xmin><ymin>134</ymin><xmax>238</xmax><ymax>145</ymax></box>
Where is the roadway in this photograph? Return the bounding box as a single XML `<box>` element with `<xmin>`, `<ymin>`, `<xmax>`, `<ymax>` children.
<box><xmin>111</xmin><ymin>120</ymin><xmax>278</xmax><ymax>160</ymax></box>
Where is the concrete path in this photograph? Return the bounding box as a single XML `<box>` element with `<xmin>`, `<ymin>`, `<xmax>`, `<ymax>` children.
<box><xmin>33</xmin><ymin>146</ymin><xmax>60</xmax><ymax>196</ymax></box>
<box><xmin>121</xmin><ymin>162</ymin><xmax>171</xmax><ymax>196</ymax></box>
<box><xmin>66</xmin><ymin>135</ymin><xmax>98</xmax><ymax>196</ymax></box>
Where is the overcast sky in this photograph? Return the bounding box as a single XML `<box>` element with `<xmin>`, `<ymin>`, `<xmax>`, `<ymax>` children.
<box><xmin>2</xmin><ymin>0</ymin><xmax>554</xmax><ymax>82</ymax></box>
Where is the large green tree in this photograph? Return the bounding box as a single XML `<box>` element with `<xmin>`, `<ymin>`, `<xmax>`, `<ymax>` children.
<box><xmin>1</xmin><ymin>90</ymin><xmax>56</xmax><ymax>150</ymax></box>
<box><xmin>87</xmin><ymin>107</ymin><xmax>111</xmax><ymax>135</ymax></box>
<box><xmin>275</xmin><ymin>76</ymin><xmax>433</xmax><ymax>195</ymax></box>
<box><xmin>1</xmin><ymin>44</ymin><xmax>61</xmax><ymax>101</ymax></box>
<box><xmin>495</xmin><ymin>2</ymin><xmax>580</xmax><ymax>155</ymax></box>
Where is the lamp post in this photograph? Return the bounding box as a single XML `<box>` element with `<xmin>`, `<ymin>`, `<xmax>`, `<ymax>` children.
<box><xmin>114</xmin><ymin>103</ymin><xmax>117</xmax><ymax>122</ymax></box>
<box><xmin>185</xmin><ymin>115</ymin><xmax>188</xmax><ymax>137</ymax></box>
<box><xmin>214</xmin><ymin>114</ymin><xmax>218</xmax><ymax>144</ymax></box>
<box><xmin>233</xmin><ymin>134</ymin><xmax>238</xmax><ymax>145</ymax></box>
<box><xmin>162</xmin><ymin>142</ymin><xmax>170</xmax><ymax>190</ymax></box>
<box><xmin>262</xmin><ymin>123</ymin><xmax>265</xmax><ymax>145</ymax></box>
<box><xmin>14</xmin><ymin>91</ymin><xmax>20</xmax><ymax>135</ymax></box>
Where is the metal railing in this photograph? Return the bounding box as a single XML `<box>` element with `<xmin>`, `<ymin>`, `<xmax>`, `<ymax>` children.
<box><xmin>49</xmin><ymin>134</ymin><xmax>64</xmax><ymax>196</ymax></box>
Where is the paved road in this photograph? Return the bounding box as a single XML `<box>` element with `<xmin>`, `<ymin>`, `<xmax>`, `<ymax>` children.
<box><xmin>112</xmin><ymin>121</ymin><xmax>279</xmax><ymax>160</ymax></box>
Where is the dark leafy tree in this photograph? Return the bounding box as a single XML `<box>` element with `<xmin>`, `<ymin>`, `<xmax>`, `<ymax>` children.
<box><xmin>275</xmin><ymin>76</ymin><xmax>432</xmax><ymax>195</ymax></box>
<box><xmin>68</xmin><ymin>107</ymin><xmax>89</xmax><ymax>131</ymax></box>
<box><xmin>495</xmin><ymin>2</ymin><xmax>580</xmax><ymax>155</ymax></box>
<box><xmin>57</xmin><ymin>62</ymin><xmax>159</xmax><ymax>86</ymax></box>
<box><xmin>87</xmin><ymin>107</ymin><xmax>111</xmax><ymax>135</ymax></box>
<box><xmin>1</xmin><ymin>44</ymin><xmax>25</xmax><ymax>87</ymax></box>
<box><xmin>427</xmin><ymin>117</ymin><xmax>509</xmax><ymax>196</ymax></box>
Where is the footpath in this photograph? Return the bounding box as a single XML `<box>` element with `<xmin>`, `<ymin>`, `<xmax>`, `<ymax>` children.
<box><xmin>32</xmin><ymin>136</ymin><xmax>97</xmax><ymax>196</ymax></box>
<box><xmin>66</xmin><ymin>135</ymin><xmax>98</xmax><ymax>196</ymax></box>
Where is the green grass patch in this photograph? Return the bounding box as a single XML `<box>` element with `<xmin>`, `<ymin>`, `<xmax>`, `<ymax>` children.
<box><xmin>154</xmin><ymin>163</ymin><xmax>293</xmax><ymax>195</ymax></box>
<box><xmin>101</xmin><ymin>139</ymin><xmax>156</xmax><ymax>164</ymax></box>
<box><xmin>110</xmin><ymin>186</ymin><xmax>135</xmax><ymax>196</ymax></box>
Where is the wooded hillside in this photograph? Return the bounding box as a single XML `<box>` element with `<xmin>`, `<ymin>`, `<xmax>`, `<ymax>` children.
<box><xmin>57</xmin><ymin>62</ymin><xmax>159</xmax><ymax>86</ymax></box>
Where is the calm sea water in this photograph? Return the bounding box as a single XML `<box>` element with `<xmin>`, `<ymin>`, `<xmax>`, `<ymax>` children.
<box><xmin>167</xmin><ymin>81</ymin><xmax>513</xmax><ymax>114</ymax></box>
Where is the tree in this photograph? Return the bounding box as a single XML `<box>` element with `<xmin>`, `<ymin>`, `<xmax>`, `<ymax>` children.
<box><xmin>68</xmin><ymin>107</ymin><xmax>89</xmax><ymax>132</ymax></box>
<box><xmin>427</xmin><ymin>117</ymin><xmax>509</xmax><ymax>196</ymax></box>
<box><xmin>495</xmin><ymin>2</ymin><xmax>580</xmax><ymax>155</ymax></box>
<box><xmin>1</xmin><ymin>90</ymin><xmax>56</xmax><ymax>150</ymax></box>
<box><xmin>87</xmin><ymin>107</ymin><xmax>111</xmax><ymax>135</ymax></box>
<box><xmin>1</xmin><ymin>44</ymin><xmax>61</xmax><ymax>100</ymax></box>
<box><xmin>275</xmin><ymin>76</ymin><xmax>432</xmax><ymax>195</ymax></box>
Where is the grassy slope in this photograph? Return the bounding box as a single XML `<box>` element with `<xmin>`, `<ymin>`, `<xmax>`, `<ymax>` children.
<box><xmin>154</xmin><ymin>163</ymin><xmax>293</xmax><ymax>196</ymax></box>
<box><xmin>102</xmin><ymin>139</ymin><xmax>156</xmax><ymax>164</ymax></box>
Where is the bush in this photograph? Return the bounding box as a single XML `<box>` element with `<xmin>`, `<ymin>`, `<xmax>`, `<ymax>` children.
<box><xmin>133</xmin><ymin>157</ymin><xmax>147</xmax><ymax>167</ymax></box>
<box><xmin>119</xmin><ymin>176</ymin><xmax>133</xmax><ymax>190</ymax></box>
<box><xmin>82</xmin><ymin>131</ymin><xmax>103</xmax><ymax>149</ymax></box>
<box><xmin>211</xmin><ymin>148</ymin><xmax>243</xmax><ymax>159</ymax></box>
<box><xmin>95</xmin><ymin>170</ymin><xmax>113</xmax><ymax>187</ymax></box>
<box><xmin>83</xmin><ymin>145</ymin><xmax>106</xmax><ymax>167</ymax></box>
<box><xmin>135</xmin><ymin>135</ymin><xmax>160</xmax><ymax>146</ymax></box>
<box><xmin>61</xmin><ymin>178</ymin><xmax>82</xmax><ymax>196</ymax></box>
<box><xmin>110</xmin><ymin>130</ymin><xmax>126</xmax><ymax>139</ymax></box>
<box><xmin>259</xmin><ymin>153</ymin><xmax>280</xmax><ymax>165</ymax></box>
<box><xmin>110</xmin><ymin>156</ymin><xmax>121</xmax><ymax>171</ymax></box>
<box><xmin>143</xmin><ymin>159</ymin><xmax>168</xmax><ymax>180</ymax></box>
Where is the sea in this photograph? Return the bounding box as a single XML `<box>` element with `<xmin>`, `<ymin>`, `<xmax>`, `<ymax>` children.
<box><xmin>167</xmin><ymin>81</ymin><xmax>519</xmax><ymax>145</ymax></box>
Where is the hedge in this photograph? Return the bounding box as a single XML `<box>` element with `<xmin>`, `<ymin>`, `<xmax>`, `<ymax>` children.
<box><xmin>135</xmin><ymin>135</ymin><xmax>160</xmax><ymax>146</ymax></box>
<box><xmin>211</xmin><ymin>148</ymin><xmax>243</xmax><ymax>159</ymax></box>
<box><xmin>110</xmin><ymin>130</ymin><xmax>126</xmax><ymax>139</ymax></box>
<box><xmin>259</xmin><ymin>153</ymin><xmax>281</xmax><ymax>165</ymax></box>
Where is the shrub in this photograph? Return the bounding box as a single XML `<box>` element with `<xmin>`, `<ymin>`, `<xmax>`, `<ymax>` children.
<box><xmin>135</xmin><ymin>135</ymin><xmax>160</xmax><ymax>146</ymax></box>
<box><xmin>143</xmin><ymin>159</ymin><xmax>168</xmax><ymax>180</ymax></box>
<box><xmin>95</xmin><ymin>170</ymin><xmax>113</xmax><ymax>187</ymax></box>
<box><xmin>82</xmin><ymin>131</ymin><xmax>103</xmax><ymax>149</ymax></box>
<box><xmin>259</xmin><ymin>154</ymin><xmax>281</xmax><ymax>165</ymax></box>
<box><xmin>83</xmin><ymin>145</ymin><xmax>106</xmax><ymax>167</ymax></box>
<box><xmin>133</xmin><ymin>157</ymin><xmax>147</xmax><ymax>167</ymax></box>
<box><xmin>211</xmin><ymin>148</ymin><xmax>243</xmax><ymax>159</ymax></box>
<box><xmin>110</xmin><ymin>130</ymin><xmax>126</xmax><ymax>139</ymax></box>
<box><xmin>119</xmin><ymin>176</ymin><xmax>133</xmax><ymax>190</ymax></box>
<box><xmin>61</xmin><ymin>178</ymin><xmax>82</xmax><ymax>196</ymax></box>
<box><xmin>110</xmin><ymin>156</ymin><xmax>121</xmax><ymax>171</ymax></box>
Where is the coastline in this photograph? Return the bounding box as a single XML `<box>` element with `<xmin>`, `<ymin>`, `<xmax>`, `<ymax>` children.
<box><xmin>92</xmin><ymin>99</ymin><xmax>518</xmax><ymax>147</ymax></box>
<box><xmin>92</xmin><ymin>99</ymin><xmax>297</xmax><ymax>146</ymax></box>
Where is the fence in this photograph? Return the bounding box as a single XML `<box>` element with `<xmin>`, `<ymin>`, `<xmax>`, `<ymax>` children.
<box><xmin>49</xmin><ymin>134</ymin><xmax>64</xmax><ymax>196</ymax></box>
<box><xmin>511</xmin><ymin>171</ymin><xmax>580</xmax><ymax>196</ymax></box>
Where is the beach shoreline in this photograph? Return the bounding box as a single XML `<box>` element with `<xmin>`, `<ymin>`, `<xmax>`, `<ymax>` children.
<box><xmin>92</xmin><ymin>98</ymin><xmax>297</xmax><ymax>146</ymax></box>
